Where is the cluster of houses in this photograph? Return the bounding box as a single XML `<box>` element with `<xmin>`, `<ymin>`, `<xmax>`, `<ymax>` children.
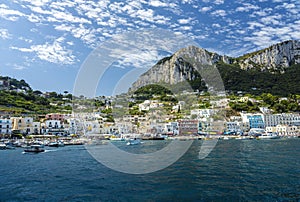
<box><xmin>1</xmin><ymin>110</ymin><xmax>299</xmax><ymax>138</ymax></box>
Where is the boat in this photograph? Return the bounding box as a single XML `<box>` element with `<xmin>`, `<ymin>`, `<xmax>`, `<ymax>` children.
<box><xmin>257</xmin><ymin>132</ymin><xmax>280</xmax><ymax>139</ymax></box>
<box><xmin>109</xmin><ymin>137</ymin><xmax>125</xmax><ymax>141</ymax></box>
<box><xmin>0</xmin><ymin>143</ymin><xmax>7</xmax><ymax>150</ymax></box>
<box><xmin>126</xmin><ymin>138</ymin><xmax>141</xmax><ymax>145</ymax></box>
<box><xmin>48</xmin><ymin>141</ymin><xmax>64</xmax><ymax>147</ymax></box>
<box><xmin>24</xmin><ymin>145</ymin><xmax>45</xmax><ymax>153</ymax></box>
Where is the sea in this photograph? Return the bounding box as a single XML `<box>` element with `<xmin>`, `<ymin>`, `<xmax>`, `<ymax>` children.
<box><xmin>0</xmin><ymin>138</ymin><xmax>299</xmax><ymax>202</ymax></box>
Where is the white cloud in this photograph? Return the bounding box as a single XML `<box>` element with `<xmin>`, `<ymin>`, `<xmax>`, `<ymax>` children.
<box><xmin>0</xmin><ymin>29</ymin><xmax>11</xmax><ymax>39</ymax></box>
<box><xmin>13</xmin><ymin>64</ymin><xmax>26</xmax><ymax>70</ymax></box>
<box><xmin>214</xmin><ymin>0</ymin><xmax>224</xmax><ymax>5</ymax></box>
<box><xmin>260</xmin><ymin>14</ymin><xmax>282</xmax><ymax>25</ymax></box>
<box><xmin>47</xmin><ymin>10</ymin><xmax>91</xmax><ymax>24</ymax></box>
<box><xmin>28</xmin><ymin>6</ymin><xmax>52</xmax><ymax>15</ymax></box>
<box><xmin>148</xmin><ymin>0</ymin><xmax>168</xmax><ymax>7</ymax></box>
<box><xmin>236</xmin><ymin>3</ymin><xmax>260</xmax><ymax>12</ymax></box>
<box><xmin>212</xmin><ymin>23</ymin><xmax>221</xmax><ymax>28</ymax></box>
<box><xmin>178</xmin><ymin>18</ymin><xmax>193</xmax><ymax>24</ymax></box>
<box><xmin>19</xmin><ymin>0</ymin><xmax>51</xmax><ymax>7</ymax></box>
<box><xmin>247</xmin><ymin>21</ymin><xmax>265</xmax><ymax>30</ymax></box>
<box><xmin>0</xmin><ymin>6</ymin><xmax>25</xmax><ymax>21</ymax></box>
<box><xmin>18</xmin><ymin>36</ymin><xmax>33</xmax><ymax>43</ymax></box>
<box><xmin>243</xmin><ymin>22</ymin><xmax>300</xmax><ymax>50</ymax></box>
<box><xmin>200</xmin><ymin>6</ymin><xmax>212</xmax><ymax>13</ymax></box>
<box><xmin>211</xmin><ymin>10</ymin><xmax>227</xmax><ymax>17</ymax></box>
<box><xmin>201</xmin><ymin>0</ymin><xmax>224</xmax><ymax>4</ymax></box>
<box><xmin>11</xmin><ymin>37</ymin><xmax>76</xmax><ymax>65</ymax></box>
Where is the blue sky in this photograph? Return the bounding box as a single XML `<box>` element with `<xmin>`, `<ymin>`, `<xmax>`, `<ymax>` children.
<box><xmin>0</xmin><ymin>0</ymin><xmax>299</xmax><ymax>96</ymax></box>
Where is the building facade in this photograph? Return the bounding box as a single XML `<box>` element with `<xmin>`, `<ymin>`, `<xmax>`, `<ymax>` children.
<box><xmin>0</xmin><ymin>118</ymin><xmax>12</xmax><ymax>135</ymax></box>
<box><xmin>264</xmin><ymin>113</ymin><xmax>300</xmax><ymax>127</ymax></box>
<box><xmin>178</xmin><ymin>119</ymin><xmax>198</xmax><ymax>136</ymax></box>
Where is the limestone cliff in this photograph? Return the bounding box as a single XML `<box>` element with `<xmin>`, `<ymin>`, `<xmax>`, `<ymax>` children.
<box><xmin>130</xmin><ymin>46</ymin><xmax>232</xmax><ymax>91</ymax></box>
<box><xmin>237</xmin><ymin>40</ymin><xmax>300</xmax><ymax>72</ymax></box>
<box><xmin>130</xmin><ymin>40</ymin><xmax>300</xmax><ymax>92</ymax></box>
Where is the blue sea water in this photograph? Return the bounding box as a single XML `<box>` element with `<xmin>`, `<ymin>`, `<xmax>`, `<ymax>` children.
<box><xmin>0</xmin><ymin>139</ymin><xmax>300</xmax><ymax>201</ymax></box>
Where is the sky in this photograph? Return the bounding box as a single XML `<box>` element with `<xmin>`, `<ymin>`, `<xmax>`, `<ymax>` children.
<box><xmin>0</xmin><ymin>0</ymin><xmax>299</xmax><ymax>96</ymax></box>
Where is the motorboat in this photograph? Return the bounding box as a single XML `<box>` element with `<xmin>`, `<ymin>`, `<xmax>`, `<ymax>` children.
<box><xmin>126</xmin><ymin>138</ymin><xmax>141</xmax><ymax>145</ymax></box>
<box><xmin>257</xmin><ymin>132</ymin><xmax>280</xmax><ymax>139</ymax></box>
<box><xmin>109</xmin><ymin>137</ymin><xmax>125</xmax><ymax>141</ymax></box>
<box><xmin>48</xmin><ymin>141</ymin><xmax>64</xmax><ymax>147</ymax></box>
<box><xmin>24</xmin><ymin>144</ymin><xmax>45</xmax><ymax>153</ymax></box>
<box><xmin>0</xmin><ymin>143</ymin><xmax>7</xmax><ymax>150</ymax></box>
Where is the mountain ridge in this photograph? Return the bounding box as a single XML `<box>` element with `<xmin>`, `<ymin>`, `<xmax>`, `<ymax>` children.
<box><xmin>130</xmin><ymin>40</ymin><xmax>300</xmax><ymax>93</ymax></box>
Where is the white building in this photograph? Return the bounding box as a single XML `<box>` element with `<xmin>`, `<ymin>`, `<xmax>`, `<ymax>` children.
<box><xmin>45</xmin><ymin>120</ymin><xmax>62</xmax><ymax>129</ymax></box>
<box><xmin>164</xmin><ymin>122</ymin><xmax>178</xmax><ymax>135</ymax></box>
<box><xmin>0</xmin><ymin>119</ymin><xmax>12</xmax><ymax>135</ymax></box>
<box><xmin>266</xmin><ymin>125</ymin><xmax>299</xmax><ymax>136</ymax></box>
<box><xmin>225</xmin><ymin>122</ymin><xmax>241</xmax><ymax>133</ymax></box>
<box><xmin>264</xmin><ymin>113</ymin><xmax>300</xmax><ymax>127</ymax></box>
<box><xmin>191</xmin><ymin>109</ymin><xmax>214</xmax><ymax>119</ymax></box>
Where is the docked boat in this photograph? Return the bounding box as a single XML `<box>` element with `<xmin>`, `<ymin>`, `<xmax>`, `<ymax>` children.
<box><xmin>24</xmin><ymin>145</ymin><xmax>45</xmax><ymax>153</ymax></box>
<box><xmin>48</xmin><ymin>141</ymin><xmax>64</xmax><ymax>147</ymax></box>
<box><xmin>109</xmin><ymin>137</ymin><xmax>125</xmax><ymax>141</ymax></box>
<box><xmin>257</xmin><ymin>132</ymin><xmax>280</xmax><ymax>139</ymax></box>
<box><xmin>126</xmin><ymin>138</ymin><xmax>141</xmax><ymax>145</ymax></box>
<box><xmin>0</xmin><ymin>143</ymin><xmax>7</xmax><ymax>150</ymax></box>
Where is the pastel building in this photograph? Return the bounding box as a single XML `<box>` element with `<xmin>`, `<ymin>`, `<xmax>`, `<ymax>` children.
<box><xmin>45</xmin><ymin>113</ymin><xmax>65</xmax><ymax>122</ymax></box>
<box><xmin>11</xmin><ymin>117</ymin><xmax>34</xmax><ymax>135</ymax></box>
<box><xmin>178</xmin><ymin>119</ymin><xmax>198</xmax><ymax>136</ymax></box>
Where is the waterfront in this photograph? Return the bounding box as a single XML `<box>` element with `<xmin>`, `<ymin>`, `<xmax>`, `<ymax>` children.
<box><xmin>0</xmin><ymin>138</ymin><xmax>299</xmax><ymax>201</ymax></box>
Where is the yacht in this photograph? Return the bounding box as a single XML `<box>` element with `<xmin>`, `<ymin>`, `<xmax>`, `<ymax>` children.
<box><xmin>257</xmin><ymin>132</ymin><xmax>280</xmax><ymax>139</ymax></box>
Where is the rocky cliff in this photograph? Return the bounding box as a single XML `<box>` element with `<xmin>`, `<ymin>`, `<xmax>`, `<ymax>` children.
<box><xmin>130</xmin><ymin>40</ymin><xmax>300</xmax><ymax>92</ymax></box>
<box><xmin>130</xmin><ymin>46</ymin><xmax>232</xmax><ymax>91</ymax></box>
<box><xmin>237</xmin><ymin>40</ymin><xmax>300</xmax><ymax>72</ymax></box>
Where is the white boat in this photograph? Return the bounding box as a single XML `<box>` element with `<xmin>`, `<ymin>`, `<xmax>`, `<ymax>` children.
<box><xmin>257</xmin><ymin>132</ymin><xmax>280</xmax><ymax>139</ymax></box>
<box><xmin>0</xmin><ymin>143</ymin><xmax>7</xmax><ymax>150</ymax></box>
<box><xmin>110</xmin><ymin>137</ymin><xmax>125</xmax><ymax>141</ymax></box>
<box><xmin>126</xmin><ymin>138</ymin><xmax>141</xmax><ymax>145</ymax></box>
<box><xmin>48</xmin><ymin>141</ymin><xmax>64</xmax><ymax>147</ymax></box>
<box><xmin>24</xmin><ymin>144</ymin><xmax>45</xmax><ymax>153</ymax></box>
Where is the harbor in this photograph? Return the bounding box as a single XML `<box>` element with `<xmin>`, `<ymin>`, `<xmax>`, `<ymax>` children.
<box><xmin>0</xmin><ymin>138</ymin><xmax>299</xmax><ymax>201</ymax></box>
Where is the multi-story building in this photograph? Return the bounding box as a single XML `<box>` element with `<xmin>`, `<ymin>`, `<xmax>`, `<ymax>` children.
<box><xmin>164</xmin><ymin>122</ymin><xmax>178</xmax><ymax>135</ymax></box>
<box><xmin>190</xmin><ymin>109</ymin><xmax>214</xmax><ymax>119</ymax></box>
<box><xmin>0</xmin><ymin>118</ymin><xmax>12</xmax><ymax>135</ymax></box>
<box><xmin>266</xmin><ymin>125</ymin><xmax>299</xmax><ymax>136</ymax></box>
<box><xmin>45</xmin><ymin>113</ymin><xmax>65</xmax><ymax>123</ymax></box>
<box><xmin>45</xmin><ymin>120</ymin><xmax>64</xmax><ymax>136</ymax></box>
<box><xmin>225</xmin><ymin>122</ymin><xmax>241</xmax><ymax>133</ymax></box>
<box><xmin>264</xmin><ymin>113</ymin><xmax>300</xmax><ymax>127</ymax></box>
<box><xmin>240</xmin><ymin>113</ymin><xmax>265</xmax><ymax>129</ymax></box>
<box><xmin>178</xmin><ymin>119</ymin><xmax>198</xmax><ymax>136</ymax></box>
<box><xmin>11</xmin><ymin>117</ymin><xmax>34</xmax><ymax>135</ymax></box>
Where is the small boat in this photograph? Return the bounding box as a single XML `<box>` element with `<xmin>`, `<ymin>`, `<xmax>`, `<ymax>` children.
<box><xmin>257</xmin><ymin>132</ymin><xmax>280</xmax><ymax>140</ymax></box>
<box><xmin>48</xmin><ymin>141</ymin><xmax>64</xmax><ymax>147</ymax></box>
<box><xmin>126</xmin><ymin>138</ymin><xmax>141</xmax><ymax>145</ymax></box>
<box><xmin>24</xmin><ymin>145</ymin><xmax>45</xmax><ymax>153</ymax></box>
<box><xmin>0</xmin><ymin>143</ymin><xmax>7</xmax><ymax>150</ymax></box>
<box><xmin>110</xmin><ymin>137</ymin><xmax>125</xmax><ymax>141</ymax></box>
